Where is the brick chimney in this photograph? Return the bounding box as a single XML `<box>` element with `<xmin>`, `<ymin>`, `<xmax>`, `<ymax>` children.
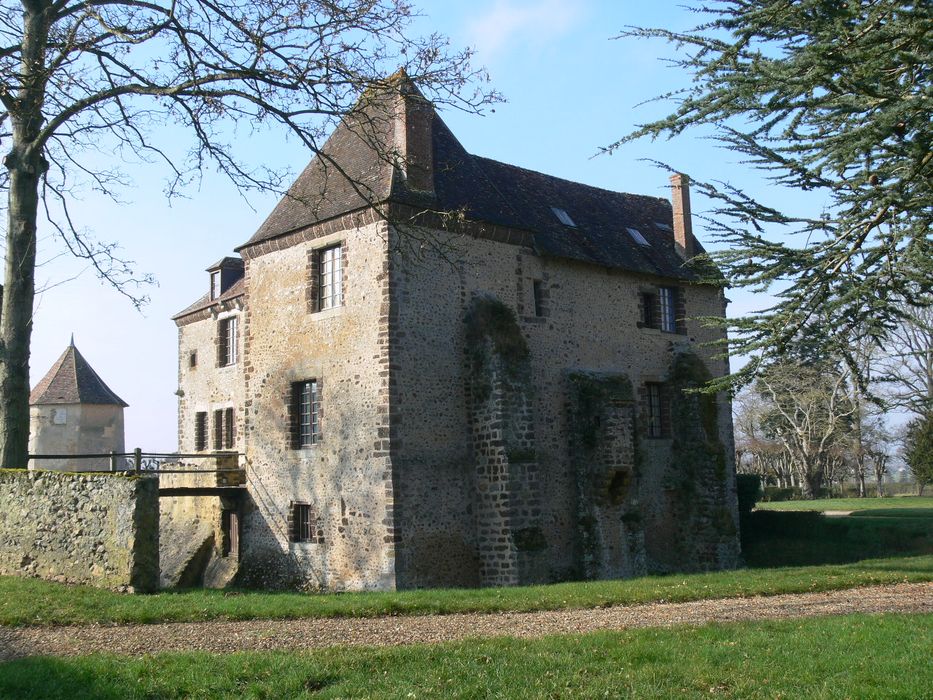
<box><xmin>394</xmin><ymin>78</ymin><xmax>435</xmax><ymax>194</ymax></box>
<box><xmin>670</xmin><ymin>173</ymin><xmax>695</xmax><ymax>260</ymax></box>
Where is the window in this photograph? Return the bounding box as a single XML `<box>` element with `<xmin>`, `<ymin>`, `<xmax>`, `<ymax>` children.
<box><xmin>318</xmin><ymin>245</ymin><xmax>343</xmax><ymax>311</ymax></box>
<box><xmin>213</xmin><ymin>409</ymin><xmax>224</xmax><ymax>450</ymax></box>
<box><xmin>646</xmin><ymin>383</ymin><xmax>664</xmax><ymax>438</ymax></box>
<box><xmin>188</xmin><ymin>351</ymin><xmax>197</xmax><ymax>369</ymax></box>
<box><xmin>221</xmin><ymin>509</ymin><xmax>239</xmax><ymax>557</ymax></box>
<box><xmin>550</xmin><ymin>207</ymin><xmax>576</xmax><ymax>227</ymax></box>
<box><xmin>532</xmin><ymin>279</ymin><xmax>545</xmax><ymax>317</ymax></box>
<box><xmin>195</xmin><ymin>412</ymin><xmax>208</xmax><ymax>451</ymax></box>
<box><xmin>641</xmin><ymin>292</ymin><xmax>656</xmax><ymax>328</ymax></box>
<box><xmin>627</xmin><ymin>227</ymin><xmax>650</xmax><ymax>246</ymax></box>
<box><xmin>210</xmin><ymin>270</ymin><xmax>222</xmax><ymax>300</ymax></box>
<box><xmin>218</xmin><ymin>316</ymin><xmax>238</xmax><ymax>366</ymax></box>
<box><xmin>659</xmin><ymin>287</ymin><xmax>677</xmax><ymax>333</ymax></box>
<box><xmin>290</xmin><ymin>503</ymin><xmax>324</xmax><ymax>544</ymax></box>
<box><xmin>224</xmin><ymin>407</ymin><xmax>235</xmax><ymax>449</ymax></box>
<box><xmin>291</xmin><ymin>380</ymin><xmax>321</xmax><ymax>448</ymax></box>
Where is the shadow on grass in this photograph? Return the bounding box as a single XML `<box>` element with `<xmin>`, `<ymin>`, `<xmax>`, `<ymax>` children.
<box><xmin>742</xmin><ymin>509</ymin><xmax>933</xmax><ymax>568</ymax></box>
<box><xmin>0</xmin><ymin>655</ymin><xmax>341</xmax><ymax>699</ymax></box>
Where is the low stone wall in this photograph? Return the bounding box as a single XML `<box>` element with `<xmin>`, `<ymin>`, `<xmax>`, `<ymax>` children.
<box><xmin>0</xmin><ymin>469</ymin><xmax>159</xmax><ymax>592</ymax></box>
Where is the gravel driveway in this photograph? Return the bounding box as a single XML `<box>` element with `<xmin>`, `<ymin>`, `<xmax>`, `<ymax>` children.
<box><xmin>1</xmin><ymin>581</ymin><xmax>930</xmax><ymax>661</ymax></box>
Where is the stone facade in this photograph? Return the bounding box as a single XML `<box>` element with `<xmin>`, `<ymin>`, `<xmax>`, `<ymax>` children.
<box><xmin>173</xmin><ymin>77</ymin><xmax>741</xmax><ymax>591</ymax></box>
<box><xmin>0</xmin><ymin>469</ymin><xmax>159</xmax><ymax>591</ymax></box>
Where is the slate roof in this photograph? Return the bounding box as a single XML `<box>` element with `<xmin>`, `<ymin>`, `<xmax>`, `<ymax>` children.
<box><xmin>237</xmin><ymin>76</ymin><xmax>700</xmax><ymax>281</ymax></box>
<box><xmin>30</xmin><ymin>342</ymin><xmax>128</xmax><ymax>407</ymax></box>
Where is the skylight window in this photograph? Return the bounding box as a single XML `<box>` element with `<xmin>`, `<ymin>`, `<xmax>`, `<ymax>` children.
<box><xmin>654</xmin><ymin>221</ymin><xmax>673</xmax><ymax>232</ymax></box>
<box><xmin>551</xmin><ymin>207</ymin><xmax>576</xmax><ymax>227</ymax></box>
<box><xmin>627</xmin><ymin>227</ymin><xmax>650</xmax><ymax>246</ymax></box>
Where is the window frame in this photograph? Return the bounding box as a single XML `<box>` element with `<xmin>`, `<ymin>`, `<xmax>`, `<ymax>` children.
<box><xmin>291</xmin><ymin>379</ymin><xmax>321</xmax><ymax>448</ymax></box>
<box><xmin>658</xmin><ymin>287</ymin><xmax>677</xmax><ymax>333</ymax></box>
<box><xmin>532</xmin><ymin>279</ymin><xmax>545</xmax><ymax>317</ymax></box>
<box><xmin>646</xmin><ymin>382</ymin><xmax>665</xmax><ymax>439</ymax></box>
<box><xmin>224</xmin><ymin>407</ymin><xmax>235</xmax><ymax>450</ymax></box>
<box><xmin>218</xmin><ymin>316</ymin><xmax>238</xmax><ymax>366</ymax></box>
<box><xmin>213</xmin><ymin>409</ymin><xmax>224</xmax><ymax>451</ymax></box>
<box><xmin>318</xmin><ymin>245</ymin><xmax>343</xmax><ymax>311</ymax></box>
<box><xmin>194</xmin><ymin>411</ymin><xmax>208</xmax><ymax>452</ymax></box>
<box><xmin>210</xmin><ymin>270</ymin><xmax>222</xmax><ymax>300</ymax></box>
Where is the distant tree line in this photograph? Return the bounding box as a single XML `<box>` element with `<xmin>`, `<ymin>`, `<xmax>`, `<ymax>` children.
<box><xmin>734</xmin><ymin>304</ymin><xmax>932</xmax><ymax>499</ymax></box>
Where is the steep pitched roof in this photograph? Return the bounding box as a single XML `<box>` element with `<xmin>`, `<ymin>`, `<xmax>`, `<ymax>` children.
<box><xmin>236</xmin><ymin>76</ymin><xmax>700</xmax><ymax>280</ymax></box>
<box><xmin>30</xmin><ymin>341</ymin><xmax>128</xmax><ymax>407</ymax></box>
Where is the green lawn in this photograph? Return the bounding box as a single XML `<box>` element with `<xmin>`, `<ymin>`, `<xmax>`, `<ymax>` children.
<box><xmin>2</xmin><ymin>614</ymin><xmax>930</xmax><ymax>698</ymax></box>
<box><xmin>2</xmin><ymin>554</ymin><xmax>931</xmax><ymax>627</ymax></box>
<box><xmin>742</xmin><ymin>497</ymin><xmax>933</xmax><ymax>568</ymax></box>
<box><xmin>757</xmin><ymin>496</ymin><xmax>933</xmax><ymax>512</ymax></box>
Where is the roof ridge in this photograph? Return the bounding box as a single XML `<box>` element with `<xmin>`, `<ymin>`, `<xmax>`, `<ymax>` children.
<box><xmin>470</xmin><ymin>154</ymin><xmax>671</xmax><ymax>205</ymax></box>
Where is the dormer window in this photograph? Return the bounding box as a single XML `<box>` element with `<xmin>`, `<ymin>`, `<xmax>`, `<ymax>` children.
<box><xmin>550</xmin><ymin>207</ymin><xmax>576</xmax><ymax>227</ymax></box>
<box><xmin>210</xmin><ymin>271</ymin><xmax>222</xmax><ymax>300</ymax></box>
<box><xmin>627</xmin><ymin>227</ymin><xmax>650</xmax><ymax>247</ymax></box>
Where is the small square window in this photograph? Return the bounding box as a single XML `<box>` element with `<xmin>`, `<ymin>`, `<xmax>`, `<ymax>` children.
<box><xmin>627</xmin><ymin>227</ymin><xmax>650</xmax><ymax>246</ymax></box>
<box><xmin>290</xmin><ymin>503</ymin><xmax>324</xmax><ymax>544</ymax></box>
<box><xmin>550</xmin><ymin>207</ymin><xmax>576</xmax><ymax>227</ymax></box>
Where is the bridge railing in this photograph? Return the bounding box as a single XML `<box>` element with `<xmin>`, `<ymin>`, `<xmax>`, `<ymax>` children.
<box><xmin>26</xmin><ymin>449</ymin><xmax>245</xmax><ymax>474</ymax></box>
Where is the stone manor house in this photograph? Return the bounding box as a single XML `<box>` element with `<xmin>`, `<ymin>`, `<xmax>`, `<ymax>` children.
<box><xmin>172</xmin><ymin>75</ymin><xmax>741</xmax><ymax>590</ymax></box>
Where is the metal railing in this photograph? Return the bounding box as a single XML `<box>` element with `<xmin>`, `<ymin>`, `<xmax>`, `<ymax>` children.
<box><xmin>26</xmin><ymin>449</ymin><xmax>244</xmax><ymax>474</ymax></box>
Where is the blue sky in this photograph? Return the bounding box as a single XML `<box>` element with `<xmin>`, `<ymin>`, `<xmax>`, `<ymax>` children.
<box><xmin>24</xmin><ymin>1</ymin><xmax>794</xmax><ymax>451</ymax></box>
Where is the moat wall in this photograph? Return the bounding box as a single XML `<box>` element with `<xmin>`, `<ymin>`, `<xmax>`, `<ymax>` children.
<box><xmin>0</xmin><ymin>469</ymin><xmax>159</xmax><ymax>592</ymax></box>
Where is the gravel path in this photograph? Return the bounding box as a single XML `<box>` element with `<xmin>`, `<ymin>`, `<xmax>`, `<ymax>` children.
<box><xmin>1</xmin><ymin>582</ymin><xmax>931</xmax><ymax>661</ymax></box>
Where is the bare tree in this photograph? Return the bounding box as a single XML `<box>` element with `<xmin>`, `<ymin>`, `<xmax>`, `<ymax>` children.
<box><xmin>757</xmin><ymin>362</ymin><xmax>857</xmax><ymax>499</ymax></box>
<box><xmin>862</xmin><ymin>415</ymin><xmax>892</xmax><ymax>498</ymax></box>
<box><xmin>881</xmin><ymin>304</ymin><xmax>933</xmax><ymax>417</ymax></box>
<box><xmin>0</xmin><ymin>0</ymin><xmax>492</xmax><ymax>467</ymax></box>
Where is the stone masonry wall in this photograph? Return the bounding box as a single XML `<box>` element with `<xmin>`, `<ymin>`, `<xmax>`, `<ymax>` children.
<box><xmin>389</xmin><ymin>225</ymin><xmax>739</xmax><ymax>587</ymax></box>
<box><xmin>236</xmin><ymin>218</ymin><xmax>396</xmax><ymax>590</ymax></box>
<box><xmin>0</xmin><ymin>469</ymin><xmax>159</xmax><ymax>591</ymax></box>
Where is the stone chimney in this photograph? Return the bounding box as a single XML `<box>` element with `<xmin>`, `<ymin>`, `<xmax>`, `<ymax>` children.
<box><xmin>394</xmin><ymin>77</ymin><xmax>435</xmax><ymax>195</ymax></box>
<box><xmin>670</xmin><ymin>173</ymin><xmax>695</xmax><ymax>260</ymax></box>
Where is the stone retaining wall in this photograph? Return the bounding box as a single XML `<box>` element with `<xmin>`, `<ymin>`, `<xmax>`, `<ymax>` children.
<box><xmin>0</xmin><ymin>469</ymin><xmax>159</xmax><ymax>592</ymax></box>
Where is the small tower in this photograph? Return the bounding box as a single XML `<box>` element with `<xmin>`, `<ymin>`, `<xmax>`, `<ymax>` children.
<box><xmin>29</xmin><ymin>338</ymin><xmax>128</xmax><ymax>471</ymax></box>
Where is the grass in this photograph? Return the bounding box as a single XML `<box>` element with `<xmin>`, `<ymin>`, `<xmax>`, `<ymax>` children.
<box><xmin>757</xmin><ymin>495</ymin><xmax>933</xmax><ymax>511</ymax></box>
<box><xmin>742</xmin><ymin>497</ymin><xmax>933</xmax><ymax>568</ymax></box>
<box><xmin>1</xmin><ymin>554</ymin><xmax>932</xmax><ymax>627</ymax></box>
<box><xmin>1</xmin><ymin>614</ymin><xmax>930</xmax><ymax>698</ymax></box>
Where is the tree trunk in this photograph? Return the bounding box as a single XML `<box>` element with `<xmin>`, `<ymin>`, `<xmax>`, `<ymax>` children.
<box><xmin>802</xmin><ymin>469</ymin><xmax>824</xmax><ymax>500</ymax></box>
<box><xmin>875</xmin><ymin>473</ymin><xmax>885</xmax><ymax>498</ymax></box>
<box><xmin>0</xmin><ymin>161</ymin><xmax>42</xmax><ymax>468</ymax></box>
<box><xmin>0</xmin><ymin>0</ymin><xmax>50</xmax><ymax>468</ymax></box>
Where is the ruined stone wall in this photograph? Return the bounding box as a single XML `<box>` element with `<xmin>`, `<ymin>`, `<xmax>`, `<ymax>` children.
<box><xmin>0</xmin><ymin>469</ymin><xmax>159</xmax><ymax>591</ymax></box>
<box><xmin>29</xmin><ymin>403</ymin><xmax>125</xmax><ymax>471</ymax></box>
<box><xmin>389</xmin><ymin>227</ymin><xmax>739</xmax><ymax>587</ymax></box>
<box><xmin>237</xmin><ymin>218</ymin><xmax>396</xmax><ymax>591</ymax></box>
